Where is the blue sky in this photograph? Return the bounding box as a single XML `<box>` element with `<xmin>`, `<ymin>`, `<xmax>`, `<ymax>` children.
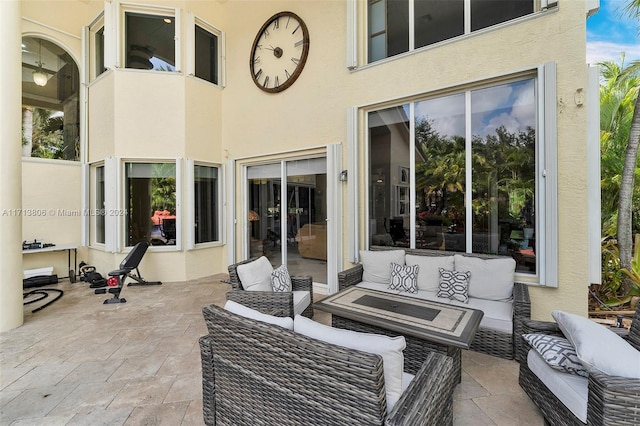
<box><xmin>587</xmin><ymin>0</ymin><xmax>640</xmax><ymax>64</ymax></box>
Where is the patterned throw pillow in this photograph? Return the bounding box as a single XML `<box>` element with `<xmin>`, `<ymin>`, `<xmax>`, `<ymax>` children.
<box><xmin>388</xmin><ymin>262</ymin><xmax>419</xmax><ymax>293</ymax></box>
<box><xmin>270</xmin><ymin>265</ymin><xmax>292</xmax><ymax>292</ymax></box>
<box><xmin>523</xmin><ymin>333</ymin><xmax>588</xmax><ymax>377</ymax></box>
<box><xmin>437</xmin><ymin>268</ymin><xmax>470</xmax><ymax>303</ymax></box>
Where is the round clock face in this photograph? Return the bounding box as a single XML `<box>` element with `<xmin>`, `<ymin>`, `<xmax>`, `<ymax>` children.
<box><xmin>250</xmin><ymin>11</ymin><xmax>310</xmax><ymax>93</ymax></box>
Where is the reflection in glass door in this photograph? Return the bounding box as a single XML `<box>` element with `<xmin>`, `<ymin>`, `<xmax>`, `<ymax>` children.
<box><xmin>247</xmin><ymin>158</ymin><xmax>327</xmax><ymax>284</ymax></box>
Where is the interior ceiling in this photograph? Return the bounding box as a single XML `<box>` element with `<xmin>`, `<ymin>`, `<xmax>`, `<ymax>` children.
<box><xmin>21</xmin><ymin>36</ymin><xmax>75</xmax><ymax>109</ymax></box>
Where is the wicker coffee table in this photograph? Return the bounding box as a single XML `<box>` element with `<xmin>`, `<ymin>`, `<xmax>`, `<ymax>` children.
<box><xmin>314</xmin><ymin>286</ymin><xmax>484</xmax><ymax>382</ymax></box>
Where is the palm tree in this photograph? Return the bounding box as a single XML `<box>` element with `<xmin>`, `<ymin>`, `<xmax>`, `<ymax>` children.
<box><xmin>613</xmin><ymin>0</ymin><xmax>640</xmax><ymax>292</ymax></box>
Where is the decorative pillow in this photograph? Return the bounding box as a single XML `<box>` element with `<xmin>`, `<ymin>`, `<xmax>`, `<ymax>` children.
<box><xmin>405</xmin><ymin>255</ymin><xmax>454</xmax><ymax>291</ymax></box>
<box><xmin>293</xmin><ymin>315</ymin><xmax>406</xmax><ymax>414</ymax></box>
<box><xmin>271</xmin><ymin>265</ymin><xmax>292</xmax><ymax>292</ymax></box>
<box><xmin>552</xmin><ymin>310</ymin><xmax>640</xmax><ymax>378</ymax></box>
<box><xmin>359</xmin><ymin>250</ymin><xmax>406</xmax><ymax>285</ymax></box>
<box><xmin>523</xmin><ymin>333</ymin><xmax>588</xmax><ymax>377</ymax></box>
<box><xmin>236</xmin><ymin>256</ymin><xmax>273</xmax><ymax>292</ymax></box>
<box><xmin>454</xmin><ymin>255</ymin><xmax>515</xmax><ymax>301</ymax></box>
<box><xmin>224</xmin><ymin>300</ymin><xmax>294</xmax><ymax>330</ymax></box>
<box><xmin>437</xmin><ymin>268</ymin><xmax>470</xmax><ymax>303</ymax></box>
<box><xmin>388</xmin><ymin>262</ymin><xmax>419</xmax><ymax>293</ymax></box>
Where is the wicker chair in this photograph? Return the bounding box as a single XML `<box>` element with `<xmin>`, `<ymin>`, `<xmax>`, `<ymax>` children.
<box><xmin>518</xmin><ymin>307</ymin><xmax>640</xmax><ymax>425</ymax></box>
<box><xmin>200</xmin><ymin>304</ymin><xmax>456</xmax><ymax>426</ymax></box>
<box><xmin>227</xmin><ymin>258</ymin><xmax>313</xmax><ymax>318</ymax></box>
<box><xmin>338</xmin><ymin>247</ymin><xmax>531</xmax><ymax>361</ymax></box>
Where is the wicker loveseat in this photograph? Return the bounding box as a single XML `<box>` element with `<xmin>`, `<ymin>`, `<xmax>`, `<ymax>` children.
<box><xmin>227</xmin><ymin>257</ymin><xmax>313</xmax><ymax>318</ymax></box>
<box><xmin>518</xmin><ymin>307</ymin><xmax>640</xmax><ymax>425</ymax></box>
<box><xmin>200</xmin><ymin>303</ymin><xmax>456</xmax><ymax>425</ymax></box>
<box><xmin>338</xmin><ymin>247</ymin><xmax>531</xmax><ymax>360</ymax></box>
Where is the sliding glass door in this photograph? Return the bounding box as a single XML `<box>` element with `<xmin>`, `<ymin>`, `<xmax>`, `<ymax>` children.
<box><xmin>247</xmin><ymin>158</ymin><xmax>327</xmax><ymax>284</ymax></box>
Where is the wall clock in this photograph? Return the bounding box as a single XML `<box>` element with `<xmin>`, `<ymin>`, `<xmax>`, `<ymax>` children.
<box><xmin>250</xmin><ymin>11</ymin><xmax>310</xmax><ymax>93</ymax></box>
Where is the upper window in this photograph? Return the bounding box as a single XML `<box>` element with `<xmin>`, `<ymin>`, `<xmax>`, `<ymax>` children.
<box><xmin>88</xmin><ymin>13</ymin><xmax>105</xmax><ymax>81</ymax></box>
<box><xmin>95</xmin><ymin>165</ymin><xmax>106</xmax><ymax>245</ymax></box>
<box><xmin>125</xmin><ymin>162</ymin><xmax>177</xmax><ymax>247</ymax></box>
<box><xmin>21</xmin><ymin>36</ymin><xmax>80</xmax><ymax>161</ymax></box>
<box><xmin>124</xmin><ymin>9</ymin><xmax>177</xmax><ymax>71</ymax></box>
<box><xmin>368</xmin><ymin>0</ymin><xmax>535</xmax><ymax>63</ymax></box>
<box><xmin>368</xmin><ymin>76</ymin><xmax>537</xmax><ymax>275</ymax></box>
<box><xmin>195</xmin><ymin>22</ymin><xmax>219</xmax><ymax>84</ymax></box>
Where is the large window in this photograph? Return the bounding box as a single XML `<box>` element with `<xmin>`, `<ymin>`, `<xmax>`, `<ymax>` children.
<box><xmin>124</xmin><ymin>10</ymin><xmax>176</xmax><ymax>71</ymax></box>
<box><xmin>125</xmin><ymin>162</ymin><xmax>176</xmax><ymax>246</ymax></box>
<box><xmin>368</xmin><ymin>76</ymin><xmax>537</xmax><ymax>274</ymax></box>
<box><xmin>95</xmin><ymin>165</ymin><xmax>105</xmax><ymax>244</ymax></box>
<box><xmin>368</xmin><ymin>0</ymin><xmax>535</xmax><ymax>63</ymax></box>
<box><xmin>88</xmin><ymin>13</ymin><xmax>106</xmax><ymax>81</ymax></box>
<box><xmin>195</xmin><ymin>22</ymin><xmax>219</xmax><ymax>84</ymax></box>
<box><xmin>21</xmin><ymin>36</ymin><xmax>80</xmax><ymax>161</ymax></box>
<box><xmin>194</xmin><ymin>165</ymin><xmax>219</xmax><ymax>244</ymax></box>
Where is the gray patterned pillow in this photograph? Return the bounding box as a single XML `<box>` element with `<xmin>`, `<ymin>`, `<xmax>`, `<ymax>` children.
<box><xmin>270</xmin><ymin>265</ymin><xmax>292</xmax><ymax>292</ymax></box>
<box><xmin>523</xmin><ymin>333</ymin><xmax>588</xmax><ymax>377</ymax></box>
<box><xmin>388</xmin><ymin>262</ymin><xmax>419</xmax><ymax>293</ymax></box>
<box><xmin>437</xmin><ymin>268</ymin><xmax>470</xmax><ymax>303</ymax></box>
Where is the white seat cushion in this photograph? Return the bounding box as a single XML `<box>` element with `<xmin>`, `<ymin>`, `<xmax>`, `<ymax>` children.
<box><xmin>359</xmin><ymin>250</ymin><xmax>406</xmax><ymax>285</ymax></box>
<box><xmin>405</xmin><ymin>254</ymin><xmax>454</xmax><ymax>291</ymax></box>
<box><xmin>236</xmin><ymin>256</ymin><xmax>273</xmax><ymax>292</ymax></box>
<box><xmin>454</xmin><ymin>255</ymin><xmax>515</xmax><ymax>301</ymax></box>
<box><xmin>527</xmin><ymin>348</ymin><xmax>588</xmax><ymax>423</ymax></box>
<box><xmin>294</xmin><ymin>315</ymin><xmax>406</xmax><ymax>413</ymax></box>
<box><xmin>292</xmin><ymin>290</ymin><xmax>311</xmax><ymax>316</ymax></box>
<box><xmin>224</xmin><ymin>300</ymin><xmax>294</xmax><ymax>330</ymax></box>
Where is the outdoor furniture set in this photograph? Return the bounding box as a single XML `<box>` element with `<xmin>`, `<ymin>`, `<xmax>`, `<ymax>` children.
<box><xmin>518</xmin><ymin>306</ymin><xmax>640</xmax><ymax>425</ymax></box>
<box><xmin>338</xmin><ymin>247</ymin><xmax>531</xmax><ymax>361</ymax></box>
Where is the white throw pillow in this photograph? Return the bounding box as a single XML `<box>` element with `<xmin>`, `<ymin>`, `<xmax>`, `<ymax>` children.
<box><xmin>224</xmin><ymin>300</ymin><xmax>294</xmax><ymax>330</ymax></box>
<box><xmin>454</xmin><ymin>255</ymin><xmax>515</xmax><ymax>301</ymax></box>
<box><xmin>437</xmin><ymin>268</ymin><xmax>470</xmax><ymax>303</ymax></box>
<box><xmin>359</xmin><ymin>250</ymin><xmax>406</xmax><ymax>285</ymax></box>
<box><xmin>388</xmin><ymin>262</ymin><xmax>419</xmax><ymax>293</ymax></box>
<box><xmin>271</xmin><ymin>265</ymin><xmax>292</xmax><ymax>292</ymax></box>
<box><xmin>293</xmin><ymin>315</ymin><xmax>406</xmax><ymax>413</ymax></box>
<box><xmin>236</xmin><ymin>256</ymin><xmax>273</xmax><ymax>292</ymax></box>
<box><xmin>552</xmin><ymin>310</ymin><xmax>640</xmax><ymax>378</ymax></box>
<box><xmin>405</xmin><ymin>255</ymin><xmax>454</xmax><ymax>291</ymax></box>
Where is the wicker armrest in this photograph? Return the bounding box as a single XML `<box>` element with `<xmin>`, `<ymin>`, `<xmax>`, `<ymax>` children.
<box><xmin>522</xmin><ymin>319</ymin><xmax>562</xmax><ymax>335</ymax></box>
<box><xmin>587</xmin><ymin>371</ymin><xmax>640</xmax><ymax>425</ymax></box>
<box><xmin>338</xmin><ymin>264</ymin><xmax>364</xmax><ymax>290</ymax></box>
<box><xmin>225</xmin><ymin>290</ymin><xmax>294</xmax><ymax>318</ymax></box>
<box><xmin>291</xmin><ymin>275</ymin><xmax>313</xmax><ymax>292</ymax></box>
<box><xmin>199</xmin><ymin>335</ymin><xmax>216</xmax><ymax>426</ymax></box>
<box><xmin>387</xmin><ymin>351</ymin><xmax>455</xmax><ymax>426</ymax></box>
<box><xmin>513</xmin><ymin>283</ymin><xmax>531</xmax><ymax>362</ymax></box>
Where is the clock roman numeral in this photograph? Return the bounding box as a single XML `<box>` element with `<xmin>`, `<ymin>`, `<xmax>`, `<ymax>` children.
<box><xmin>292</xmin><ymin>24</ymin><xmax>300</xmax><ymax>35</ymax></box>
<box><xmin>285</xmin><ymin>69</ymin><xmax>291</xmax><ymax>79</ymax></box>
<box><xmin>294</xmin><ymin>40</ymin><xmax>304</xmax><ymax>48</ymax></box>
<box><xmin>291</xmin><ymin>57</ymin><xmax>300</xmax><ymax>65</ymax></box>
<box><xmin>274</xmin><ymin>76</ymin><xmax>279</xmax><ymax>88</ymax></box>
<box><xmin>286</xmin><ymin>16</ymin><xmax>291</xmax><ymax>28</ymax></box>
<box><xmin>264</xmin><ymin>28</ymin><xmax>270</xmax><ymax>38</ymax></box>
<box><xmin>255</xmin><ymin>68</ymin><xmax>263</xmax><ymax>79</ymax></box>
<box><xmin>272</xmin><ymin>18</ymin><xmax>279</xmax><ymax>30</ymax></box>
<box><xmin>263</xmin><ymin>75</ymin><xmax>270</xmax><ymax>88</ymax></box>
<box><xmin>253</xmin><ymin>56</ymin><xmax>261</xmax><ymax>66</ymax></box>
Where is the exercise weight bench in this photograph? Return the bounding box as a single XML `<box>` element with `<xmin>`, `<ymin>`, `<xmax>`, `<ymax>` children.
<box><xmin>95</xmin><ymin>242</ymin><xmax>162</xmax><ymax>304</ymax></box>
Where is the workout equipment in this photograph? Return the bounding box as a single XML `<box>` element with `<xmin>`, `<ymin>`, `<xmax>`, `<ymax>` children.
<box><xmin>23</xmin><ymin>288</ymin><xmax>63</xmax><ymax>312</ymax></box>
<box><xmin>95</xmin><ymin>242</ymin><xmax>161</xmax><ymax>304</ymax></box>
<box><xmin>23</xmin><ymin>274</ymin><xmax>59</xmax><ymax>288</ymax></box>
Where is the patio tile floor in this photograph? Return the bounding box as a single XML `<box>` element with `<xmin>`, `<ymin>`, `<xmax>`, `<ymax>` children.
<box><xmin>1</xmin><ymin>276</ymin><xmax>543</xmax><ymax>425</ymax></box>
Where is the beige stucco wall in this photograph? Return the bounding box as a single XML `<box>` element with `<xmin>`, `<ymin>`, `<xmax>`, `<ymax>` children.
<box><xmin>18</xmin><ymin>0</ymin><xmax>593</xmax><ymax>319</ymax></box>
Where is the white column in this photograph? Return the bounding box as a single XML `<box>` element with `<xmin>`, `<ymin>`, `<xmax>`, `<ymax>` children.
<box><xmin>0</xmin><ymin>0</ymin><xmax>24</xmax><ymax>331</ymax></box>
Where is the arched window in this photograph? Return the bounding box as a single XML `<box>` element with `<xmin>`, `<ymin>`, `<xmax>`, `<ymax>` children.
<box><xmin>21</xmin><ymin>36</ymin><xmax>80</xmax><ymax>161</ymax></box>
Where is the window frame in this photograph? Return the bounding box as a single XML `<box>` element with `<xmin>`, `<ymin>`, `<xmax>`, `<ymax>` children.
<box><xmin>91</xmin><ymin>162</ymin><xmax>106</xmax><ymax>246</ymax></box>
<box><xmin>186</xmin><ymin>13</ymin><xmax>225</xmax><ymax>87</ymax></box>
<box><xmin>354</xmin><ymin>0</ymin><xmax>557</xmax><ymax>67</ymax></box>
<box><xmin>186</xmin><ymin>159</ymin><xmax>224</xmax><ymax>249</ymax></box>
<box><xmin>121</xmin><ymin>158</ymin><xmax>182</xmax><ymax>251</ymax></box>
<box><xmin>358</xmin><ymin>63</ymin><xmax>557</xmax><ymax>286</ymax></box>
<box><xmin>117</xmin><ymin>3</ymin><xmax>181</xmax><ymax>73</ymax></box>
<box><xmin>87</xmin><ymin>12</ymin><xmax>106</xmax><ymax>82</ymax></box>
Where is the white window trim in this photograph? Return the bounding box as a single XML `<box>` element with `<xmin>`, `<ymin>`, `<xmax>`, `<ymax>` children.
<box><xmin>87</xmin><ymin>161</ymin><xmax>106</xmax><ymax>249</ymax></box>
<box><xmin>85</xmin><ymin>11</ymin><xmax>105</xmax><ymax>82</ymax></box>
<box><xmin>186</xmin><ymin>159</ymin><xmax>224</xmax><ymax>250</ymax></box>
<box><xmin>587</xmin><ymin>64</ymin><xmax>601</xmax><ymax>285</ymax></box>
<box><xmin>358</xmin><ymin>64</ymin><xmax>558</xmax><ymax>286</ymax></box>
<box><xmin>117</xmin><ymin>2</ymin><xmax>181</xmax><ymax>72</ymax></box>
<box><xmin>186</xmin><ymin>12</ymin><xmax>226</xmax><ymax>87</ymax></box>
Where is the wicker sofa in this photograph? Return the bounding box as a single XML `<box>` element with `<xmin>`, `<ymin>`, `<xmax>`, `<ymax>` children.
<box><xmin>518</xmin><ymin>307</ymin><xmax>640</xmax><ymax>425</ymax></box>
<box><xmin>338</xmin><ymin>247</ymin><xmax>531</xmax><ymax>360</ymax></box>
<box><xmin>199</xmin><ymin>303</ymin><xmax>456</xmax><ymax>425</ymax></box>
<box><xmin>227</xmin><ymin>257</ymin><xmax>313</xmax><ymax>318</ymax></box>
